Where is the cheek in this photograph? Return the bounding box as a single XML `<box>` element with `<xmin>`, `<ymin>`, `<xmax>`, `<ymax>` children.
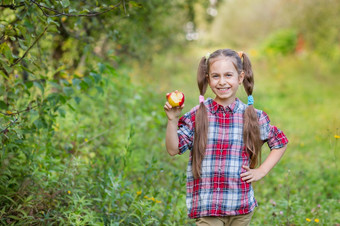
<box><xmin>208</xmin><ymin>79</ymin><xmax>218</xmax><ymax>87</ymax></box>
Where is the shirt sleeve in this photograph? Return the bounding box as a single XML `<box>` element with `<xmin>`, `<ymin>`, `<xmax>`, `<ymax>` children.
<box><xmin>177</xmin><ymin>111</ymin><xmax>195</xmax><ymax>155</ymax></box>
<box><xmin>259</xmin><ymin>111</ymin><xmax>288</xmax><ymax>150</ymax></box>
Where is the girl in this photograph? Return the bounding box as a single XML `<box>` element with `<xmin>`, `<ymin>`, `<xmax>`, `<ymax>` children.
<box><xmin>164</xmin><ymin>49</ymin><xmax>288</xmax><ymax>226</ymax></box>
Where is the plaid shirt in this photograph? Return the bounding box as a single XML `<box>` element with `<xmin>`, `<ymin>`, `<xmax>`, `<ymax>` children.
<box><xmin>177</xmin><ymin>98</ymin><xmax>288</xmax><ymax>218</ymax></box>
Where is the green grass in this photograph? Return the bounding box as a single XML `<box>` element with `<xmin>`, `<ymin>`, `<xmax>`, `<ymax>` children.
<box><xmin>251</xmin><ymin>53</ymin><xmax>340</xmax><ymax>225</ymax></box>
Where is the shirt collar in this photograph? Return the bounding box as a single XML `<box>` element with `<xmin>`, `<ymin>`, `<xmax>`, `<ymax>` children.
<box><xmin>207</xmin><ymin>97</ymin><xmax>240</xmax><ymax>114</ymax></box>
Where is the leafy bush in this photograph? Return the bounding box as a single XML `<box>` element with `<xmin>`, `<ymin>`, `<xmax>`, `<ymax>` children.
<box><xmin>261</xmin><ymin>29</ymin><xmax>297</xmax><ymax>56</ymax></box>
<box><xmin>0</xmin><ymin>62</ymin><xmax>195</xmax><ymax>225</ymax></box>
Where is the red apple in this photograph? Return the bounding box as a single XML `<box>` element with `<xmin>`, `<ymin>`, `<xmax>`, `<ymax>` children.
<box><xmin>166</xmin><ymin>90</ymin><xmax>185</xmax><ymax>107</ymax></box>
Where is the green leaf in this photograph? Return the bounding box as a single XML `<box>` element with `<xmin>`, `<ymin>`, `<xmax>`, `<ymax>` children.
<box><xmin>67</xmin><ymin>103</ymin><xmax>75</xmax><ymax>112</ymax></box>
<box><xmin>48</xmin><ymin>81</ymin><xmax>61</xmax><ymax>89</ymax></box>
<box><xmin>80</xmin><ymin>9</ymin><xmax>90</xmax><ymax>13</ymax></box>
<box><xmin>29</xmin><ymin>110</ymin><xmax>39</xmax><ymax>124</ymax></box>
<box><xmin>106</xmin><ymin>65</ymin><xmax>117</xmax><ymax>76</ymax></box>
<box><xmin>58</xmin><ymin>108</ymin><xmax>66</xmax><ymax>117</ymax></box>
<box><xmin>1</xmin><ymin>43</ymin><xmax>13</xmax><ymax>61</ymax></box>
<box><xmin>18</xmin><ymin>39</ymin><xmax>28</xmax><ymax>51</ymax></box>
<box><xmin>0</xmin><ymin>101</ymin><xmax>7</xmax><ymax>110</ymax></box>
<box><xmin>73</xmin><ymin>96</ymin><xmax>81</xmax><ymax>104</ymax></box>
<box><xmin>0</xmin><ymin>70</ymin><xmax>8</xmax><ymax>79</ymax></box>
<box><xmin>95</xmin><ymin>86</ymin><xmax>104</xmax><ymax>95</ymax></box>
<box><xmin>25</xmin><ymin>81</ymin><xmax>33</xmax><ymax>89</ymax></box>
<box><xmin>20</xmin><ymin>64</ymin><xmax>35</xmax><ymax>74</ymax></box>
<box><xmin>72</xmin><ymin>78</ymin><xmax>81</xmax><ymax>88</ymax></box>
<box><xmin>129</xmin><ymin>1</ymin><xmax>143</xmax><ymax>8</ymax></box>
<box><xmin>47</xmin><ymin>25</ymin><xmax>59</xmax><ymax>33</ymax></box>
<box><xmin>90</xmin><ymin>72</ymin><xmax>101</xmax><ymax>83</ymax></box>
<box><xmin>47</xmin><ymin>96</ymin><xmax>58</xmax><ymax>108</ymax></box>
<box><xmin>98</xmin><ymin>63</ymin><xmax>106</xmax><ymax>73</ymax></box>
<box><xmin>61</xmin><ymin>0</ymin><xmax>70</xmax><ymax>8</ymax></box>
<box><xmin>83</xmin><ymin>76</ymin><xmax>93</xmax><ymax>86</ymax></box>
<box><xmin>33</xmin><ymin>81</ymin><xmax>44</xmax><ymax>94</ymax></box>
<box><xmin>59</xmin><ymin>94</ymin><xmax>67</xmax><ymax>104</ymax></box>
<box><xmin>47</xmin><ymin>18</ymin><xmax>60</xmax><ymax>27</ymax></box>
<box><xmin>0</xmin><ymin>43</ymin><xmax>9</xmax><ymax>53</ymax></box>
<box><xmin>63</xmin><ymin>87</ymin><xmax>74</xmax><ymax>96</ymax></box>
<box><xmin>8</xmin><ymin>215</ymin><xmax>21</xmax><ymax>220</ymax></box>
<box><xmin>33</xmin><ymin>119</ymin><xmax>44</xmax><ymax>129</ymax></box>
<box><xmin>79</xmin><ymin>81</ymin><xmax>89</xmax><ymax>91</ymax></box>
<box><xmin>61</xmin><ymin>79</ymin><xmax>70</xmax><ymax>86</ymax></box>
<box><xmin>1</xmin><ymin>62</ymin><xmax>12</xmax><ymax>74</ymax></box>
<box><xmin>14</xmin><ymin>139</ymin><xmax>23</xmax><ymax>144</ymax></box>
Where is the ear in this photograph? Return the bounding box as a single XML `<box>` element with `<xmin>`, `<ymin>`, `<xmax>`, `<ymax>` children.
<box><xmin>206</xmin><ymin>73</ymin><xmax>209</xmax><ymax>81</ymax></box>
<box><xmin>239</xmin><ymin>71</ymin><xmax>245</xmax><ymax>84</ymax></box>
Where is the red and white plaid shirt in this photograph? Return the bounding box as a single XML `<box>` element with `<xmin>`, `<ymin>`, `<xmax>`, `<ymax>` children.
<box><xmin>177</xmin><ymin>98</ymin><xmax>288</xmax><ymax>218</ymax></box>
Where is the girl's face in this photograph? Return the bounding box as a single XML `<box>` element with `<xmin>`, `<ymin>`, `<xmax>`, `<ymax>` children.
<box><xmin>207</xmin><ymin>57</ymin><xmax>244</xmax><ymax>106</ymax></box>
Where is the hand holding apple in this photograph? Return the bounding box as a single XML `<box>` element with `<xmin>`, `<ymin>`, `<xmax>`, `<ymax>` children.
<box><xmin>166</xmin><ymin>90</ymin><xmax>185</xmax><ymax>107</ymax></box>
<box><xmin>164</xmin><ymin>90</ymin><xmax>185</xmax><ymax>121</ymax></box>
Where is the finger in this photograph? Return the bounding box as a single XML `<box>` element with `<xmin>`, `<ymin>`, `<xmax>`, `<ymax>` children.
<box><xmin>177</xmin><ymin>105</ymin><xmax>185</xmax><ymax>111</ymax></box>
<box><xmin>240</xmin><ymin>172</ymin><xmax>250</xmax><ymax>177</ymax></box>
<box><xmin>164</xmin><ymin>103</ymin><xmax>172</xmax><ymax>110</ymax></box>
<box><xmin>242</xmin><ymin>175</ymin><xmax>253</xmax><ymax>181</ymax></box>
<box><xmin>180</xmin><ymin>104</ymin><xmax>185</xmax><ymax>109</ymax></box>
<box><xmin>165</xmin><ymin>102</ymin><xmax>172</xmax><ymax>108</ymax></box>
<box><xmin>246</xmin><ymin>178</ymin><xmax>254</xmax><ymax>183</ymax></box>
<box><xmin>242</xmin><ymin>165</ymin><xmax>251</xmax><ymax>171</ymax></box>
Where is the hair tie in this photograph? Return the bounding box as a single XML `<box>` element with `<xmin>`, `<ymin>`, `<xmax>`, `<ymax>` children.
<box><xmin>205</xmin><ymin>52</ymin><xmax>210</xmax><ymax>60</ymax></box>
<box><xmin>199</xmin><ymin>95</ymin><xmax>205</xmax><ymax>103</ymax></box>
<box><xmin>238</xmin><ymin>51</ymin><xmax>244</xmax><ymax>59</ymax></box>
<box><xmin>247</xmin><ymin>95</ymin><xmax>254</xmax><ymax>106</ymax></box>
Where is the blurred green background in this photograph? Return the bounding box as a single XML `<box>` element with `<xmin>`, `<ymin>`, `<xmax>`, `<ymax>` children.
<box><xmin>1</xmin><ymin>0</ymin><xmax>339</xmax><ymax>225</ymax></box>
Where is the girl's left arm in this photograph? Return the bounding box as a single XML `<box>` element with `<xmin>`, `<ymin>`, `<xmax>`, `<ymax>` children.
<box><xmin>240</xmin><ymin>145</ymin><xmax>287</xmax><ymax>183</ymax></box>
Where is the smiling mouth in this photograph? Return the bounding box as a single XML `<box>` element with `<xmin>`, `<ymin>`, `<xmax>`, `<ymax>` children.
<box><xmin>218</xmin><ymin>87</ymin><xmax>230</xmax><ymax>91</ymax></box>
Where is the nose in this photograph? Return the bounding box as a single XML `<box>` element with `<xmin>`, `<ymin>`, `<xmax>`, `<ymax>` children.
<box><xmin>218</xmin><ymin>76</ymin><xmax>227</xmax><ymax>85</ymax></box>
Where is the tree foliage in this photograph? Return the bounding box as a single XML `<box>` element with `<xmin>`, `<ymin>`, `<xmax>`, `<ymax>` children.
<box><xmin>0</xmin><ymin>0</ymin><xmax>209</xmax><ymax>137</ymax></box>
<box><xmin>0</xmin><ymin>0</ymin><xmax>206</xmax><ymax>80</ymax></box>
<box><xmin>0</xmin><ymin>0</ymin><xmax>212</xmax><ymax>224</ymax></box>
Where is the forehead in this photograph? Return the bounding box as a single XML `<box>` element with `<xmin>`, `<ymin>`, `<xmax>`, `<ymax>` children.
<box><xmin>209</xmin><ymin>57</ymin><xmax>238</xmax><ymax>73</ymax></box>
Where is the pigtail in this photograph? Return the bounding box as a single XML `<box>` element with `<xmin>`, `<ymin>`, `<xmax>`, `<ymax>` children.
<box><xmin>192</xmin><ymin>56</ymin><xmax>209</xmax><ymax>179</ymax></box>
<box><xmin>241</xmin><ymin>53</ymin><xmax>262</xmax><ymax>169</ymax></box>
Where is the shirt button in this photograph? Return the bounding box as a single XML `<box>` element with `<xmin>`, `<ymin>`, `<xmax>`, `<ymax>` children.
<box><xmin>220</xmin><ymin>149</ymin><xmax>223</xmax><ymax>153</ymax></box>
<box><xmin>219</xmin><ymin>167</ymin><xmax>221</xmax><ymax>172</ymax></box>
<box><xmin>217</xmin><ymin>188</ymin><xmax>220</xmax><ymax>191</ymax></box>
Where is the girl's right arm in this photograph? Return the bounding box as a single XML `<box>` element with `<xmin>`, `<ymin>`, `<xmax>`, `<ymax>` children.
<box><xmin>164</xmin><ymin>101</ymin><xmax>184</xmax><ymax>156</ymax></box>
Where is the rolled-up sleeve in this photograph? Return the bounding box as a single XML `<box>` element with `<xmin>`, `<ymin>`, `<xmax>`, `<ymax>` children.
<box><xmin>177</xmin><ymin>112</ymin><xmax>195</xmax><ymax>155</ymax></box>
<box><xmin>259</xmin><ymin>111</ymin><xmax>288</xmax><ymax>150</ymax></box>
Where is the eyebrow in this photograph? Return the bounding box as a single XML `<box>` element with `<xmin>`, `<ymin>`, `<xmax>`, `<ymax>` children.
<box><xmin>210</xmin><ymin>71</ymin><xmax>235</xmax><ymax>75</ymax></box>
